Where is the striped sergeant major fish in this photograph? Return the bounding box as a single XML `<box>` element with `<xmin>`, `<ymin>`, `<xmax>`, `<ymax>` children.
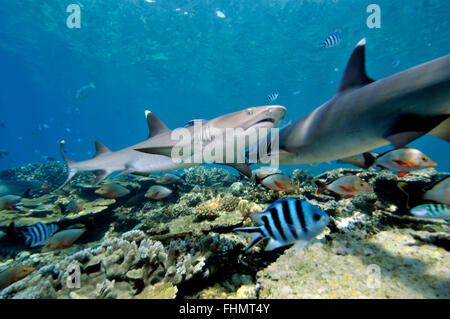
<box><xmin>320</xmin><ymin>32</ymin><xmax>341</xmax><ymax>48</ymax></box>
<box><xmin>266</xmin><ymin>92</ymin><xmax>279</xmax><ymax>104</ymax></box>
<box><xmin>410</xmin><ymin>204</ymin><xmax>450</xmax><ymax>219</ymax></box>
<box><xmin>234</xmin><ymin>198</ymin><xmax>329</xmax><ymax>251</ymax></box>
<box><xmin>21</xmin><ymin>222</ymin><xmax>59</xmax><ymax>248</ymax></box>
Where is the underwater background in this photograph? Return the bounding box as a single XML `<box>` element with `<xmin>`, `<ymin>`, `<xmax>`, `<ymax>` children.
<box><xmin>0</xmin><ymin>0</ymin><xmax>449</xmax><ymax>173</ymax></box>
<box><xmin>0</xmin><ymin>0</ymin><xmax>449</xmax><ymax>300</ymax></box>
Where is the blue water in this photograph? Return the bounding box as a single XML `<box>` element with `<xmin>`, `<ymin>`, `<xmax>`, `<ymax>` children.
<box><xmin>0</xmin><ymin>0</ymin><xmax>449</xmax><ymax>175</ymax></box>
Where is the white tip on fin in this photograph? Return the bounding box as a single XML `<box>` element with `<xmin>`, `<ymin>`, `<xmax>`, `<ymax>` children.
<box><xmin>357</xmin><ymin>38</ymin><xmax>366</xmax><ymax>46</ymax></box>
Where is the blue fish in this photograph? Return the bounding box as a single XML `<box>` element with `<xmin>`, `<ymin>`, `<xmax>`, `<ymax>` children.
<box><xmin>410</xmin><ymin>204</ymin><xmax>450</xmax><ymax>219</ymax></box>
<box><xmin>266</xmin><ymin>92</ymin><xmax>279</xmax><ymax>104</ymax></box>
<box><xmin>21</xmin><ymin>222</ymin><xmax>59</xmax><ymax>248</ymax></box>
<box><xmin>234</xmin><ymin>198</ymin><xmax>329</xmax><ymax>251</ymax></box>
<box><xmin>320</xmin><ymin>33</ymin><xmax>341</xmax><ymax>48</ymax></box>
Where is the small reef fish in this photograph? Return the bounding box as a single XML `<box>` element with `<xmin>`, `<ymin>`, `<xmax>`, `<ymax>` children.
<box><xmin>375</xmin><ymin>148</ymin><xmax>437</xmax><ymax>177</ymax></box>
<box><xmin>95</xmin><ymin>183</ymin><xmax>130</xmax><ymax>198</ymax></box>
<box><xmin>64</xmin><ymin>199</ymin><xmax>85</xmax><ymax>214</ymax></box>
<box><xmin>156</xmin><ymin>173</ymin><xmax>182</xmax><ymax>184</ymax></box>
<box><xmin>256</xmin><ymin>173</ymin><xmax>295</xmax><ymax>192</ymax></box>
<box><xmin>0</xmin><ymin>195</ymin><xmax>21</xmax><ymax>210</ymax></box>
<box><xmin>266</xmin><ymin>93</ymin><xmax>279</xmax><ymax>104</ymax></box>
<box><xmin>337</xmin><ymin>152</ymin><xmax>378</xmax><ymax>169</ymax></box>
<box><xmin>0</xmin><ymin>266</ymin><xmax>35</xmax><ymax>290</ymax></box>
<box><xmin>234</xmin><ymin>198</ymin><xmax>329</xmax><ymax>251</ymax></box>
<box><xmin>320</xmin><ymin>32</ymin><xmax>341</xmax><ymax>48</ymax></box>
<box><xmin>145</xmin><ymin>185</ymin><xmax>173</xmax><ymax>200</ymax></box>
<box><xmin>0</xmin><ymin>149</ymin><xmax>8</xmax><ymax>159</ymax></box>
<box><xmin>22</xmin><ymin>222</ymin><xmax>59</xmax><ymax>248</ymax></box>
<box><xmin>251</xmin><ymin>167</ymin><xmax>282</xmax><ymax>182</ymax></box>
<box><xmin>314</xmin><ymin>175</ymin><xmax>373</xmax><ymax>198</ymax></box>
<box><xmin>42</xmin><ymin>227</ymin><xmax>86</xmax><ymax>253</ymax></box>
<box><xmin>410</xmin><ymin>204</ymin><xmax>450</xmax><ymax>219</ymax></box>
<box><xmin>0</xmin><ymin>179</ymin><xmax>49</xmax><ymax>197</ymax></box>
<box><xmin>391</xmin><ymin>59</ymin><xmax>401</xmax><ymax>68</ymax></box>
<box><xmin>75</xmin><ymin>82</ymin><xmax>95</xmax><ymax>99</ymax></box>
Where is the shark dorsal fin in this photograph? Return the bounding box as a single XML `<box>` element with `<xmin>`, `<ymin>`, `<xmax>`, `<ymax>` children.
<box><xmin>337</xmin><ymin>38</ymin><xmax>374</xmax><ymax>93</ymax></box>
<box><xmin>94</xmin><ymin>141</ymin><xmax>111</xmax><ymax>158</ymax></box>
<box><xmin>145</xmin><ymin>110</ymin><xmax>170</xmax><ymax>139</ymax></box>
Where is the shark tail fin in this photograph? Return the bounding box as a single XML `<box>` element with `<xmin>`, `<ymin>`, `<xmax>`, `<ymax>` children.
<box><xmin>313</xmin><ymin>179</ymin><xmax>327</xmax><ymax>196</ymax></box>
<box><xmin>56</xmin><ymin>140</ymin><xmax>77</xmax><ymax>190</ymax></box>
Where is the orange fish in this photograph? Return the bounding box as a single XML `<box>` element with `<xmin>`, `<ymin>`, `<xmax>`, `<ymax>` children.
<box><xmin>0</xmin><ymin>265</ymin><xmax>35</xmax><ymax>290</ymax></box>
<box><xmin>145</xmin><ymin>185</ymin><xmax>173</xmax><ymax>199</ymax></box>
<box><xmin>257</xmin><ymin>173</ymin><xmax>295</xmax><ymax>192</ymax></box>
<box><xmin>95</xmin><ymin>183</ymin><xmax>130</xmax><ymax>198</ymax></box>
<box><xmin>156</xmin><ymin>173</ymin><xmax>181</xmax><ymax>184</ymax></box>
<box><xmin>375</xmin><ymin>148</ymin><xmax>437</xmax><ymax>177</ymax></box>
<box><xmin>314</xmin><ymin>175</ymin><xmax>373</xmax><ymax>199</ymax></box>
<box><xmin>42</xmin><ymin>227</ymin><xmax>86</xmax><ymax>253</ymax></box>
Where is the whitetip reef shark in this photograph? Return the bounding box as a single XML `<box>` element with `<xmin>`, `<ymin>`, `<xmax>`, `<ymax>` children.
<box><xmin>59</xmin><ymin>105</ymin><xmax>285</xmax><ymax>188</ymax></box>
<box><xmin>249</xmin><ymin>38</ymin><xmax>450</xmax><ymax>165</ymax></box>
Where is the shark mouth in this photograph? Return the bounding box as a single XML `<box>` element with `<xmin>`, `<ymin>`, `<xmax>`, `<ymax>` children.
<box><xmin>247</xmin><ymin>118</ymin><xmax>276</xmax><ymax>130</ymax></box>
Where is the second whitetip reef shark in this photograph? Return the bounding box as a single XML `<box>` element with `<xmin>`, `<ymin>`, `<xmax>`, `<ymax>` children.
<box><xmin>248</xmin><ymin>38</ymin><xmax>450</xmax><ymax>165</ymax></box>
<box><xmin>59</xmin><ymin>105</ymin><xmax>286</xmax><ymax>188</ymax></box>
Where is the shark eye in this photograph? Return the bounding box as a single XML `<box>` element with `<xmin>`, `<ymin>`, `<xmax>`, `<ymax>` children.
<box><xmin>246</xmin><ymin>108</ymin><xmax>254</xmax><ymax>115</ymax></box>
<box><xmin>313</xmin><ymin>213</ymin><xmax>321</xmax><ymax>221</ymax></box>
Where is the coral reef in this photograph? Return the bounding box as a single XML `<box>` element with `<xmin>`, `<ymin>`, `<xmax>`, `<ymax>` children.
<box><xmin>0</xmin><ymin>163</ymin><xmax>448</xmax><ymax>299</ymax></box>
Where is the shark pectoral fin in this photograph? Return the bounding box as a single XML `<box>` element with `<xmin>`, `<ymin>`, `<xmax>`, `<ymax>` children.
<box><xmin>93</xmin><ymin>170</ymin><xmax>112</xmax><ymax>186</ymax></box>
<box><xmin>93</xmin><ymin>141</ymin><xmax>112</xmax><ymax>158</ymax></box>
<box><xmin>134</xmin><ymin>146</ymin><xmax>174</xmax><ymax>157</ymax></box>
<box><xmin>387</xmin><ymin>132</ymin><xmax>429</xmax><ymax>148</ymax></box>
<box><xmin>386</xmin><ymin>114</ymin><xmax>450</xmax><ymax>148</ymax></box>
<box><xmin>145</xmin><ymin>110</ymin><xmax>171</xmax><ymax>139</ymax></box>
<box><xmin>117</xmin><ymin>168</ymin><xmax>135</xmax><ymax>177</ymax></box>
<box><xmin>264</xmin><ymin>238</ymin><xmax>285</xmax><ymax>251</ymax></box>
<box><xmin>427</xmin><ymin>118</ymin><xmax>450</xmax><ymax>142</ymax></box>
<box><xmin>337</xmin><ymin>38</ymin><xmax>375</xmax><ymax>93</ymax></box>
